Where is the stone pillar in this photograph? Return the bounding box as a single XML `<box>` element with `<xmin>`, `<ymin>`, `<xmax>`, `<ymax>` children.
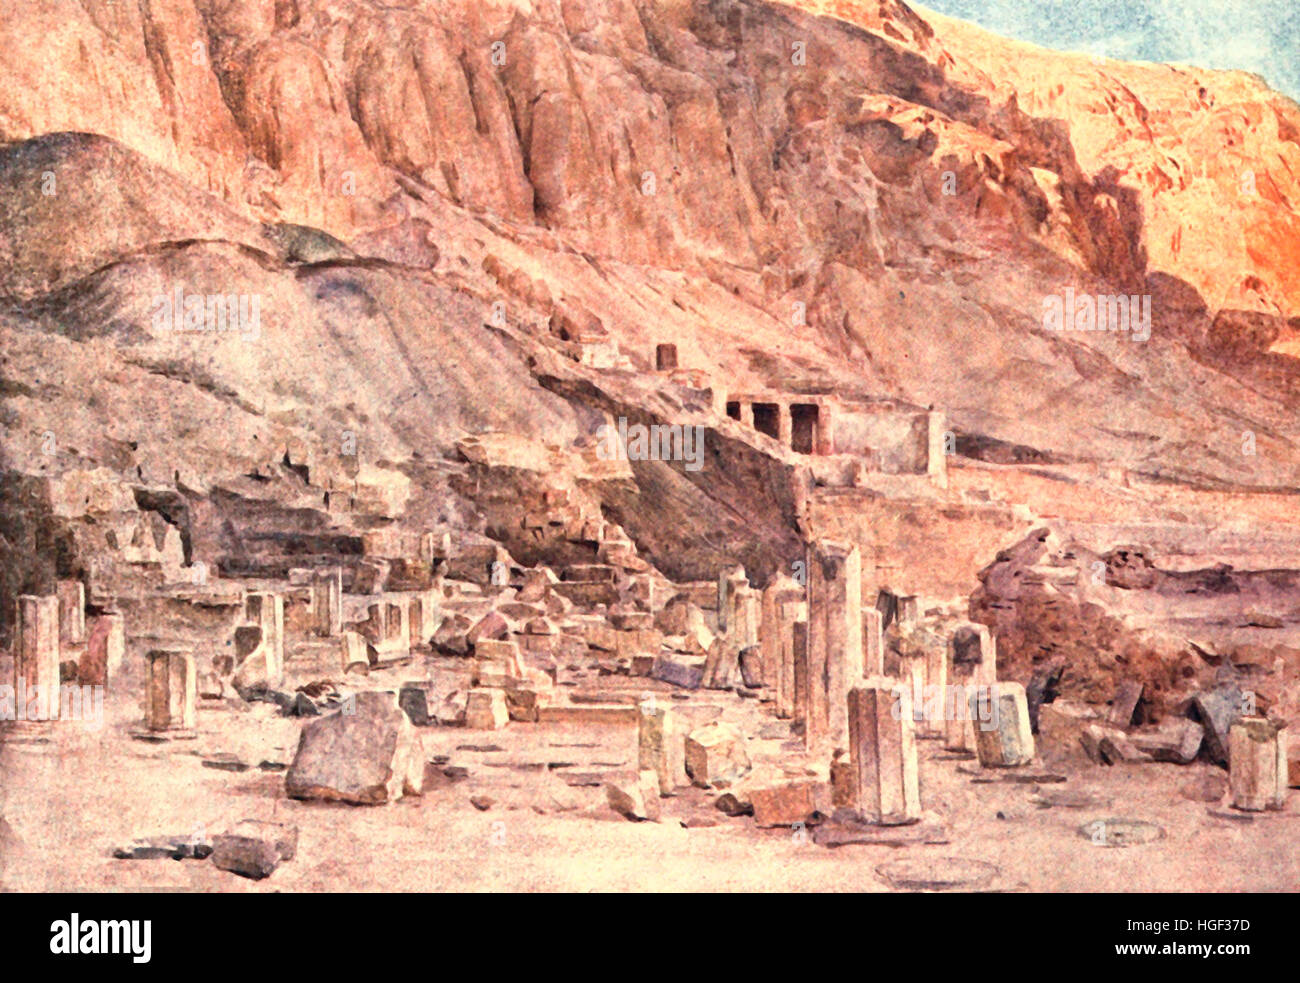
<box><xmin>245</xmin><ymin>592</ymin><xmax>284</xmax><ymax>686</ymax></box>
<box><xmin>760</xmin><ymin>581</ymin><xmax>781</xmax><ymax>690</ymax></box>
<box><xmin>862</xmin><ymin>607</ymin><xmax>885</xmax><ymax>676</ymax></box>
<box><xmin>778</xmin><ymin>404</ymin><xmax>793</xmax><ymax>448</ymax></box>
<box><xmin>57</xmin><ymin>580</ymin><xmax>86</xmax><ymax>647</ymax></box>
<box><xmin>638</xmin><ymin>701</ymin><xmax>687</xmax><ymax>795</ymax></box>
<box><xmin>145</xmin><ymin>648</ymin><xmax>196</xmax><ymax>732</ymax></box>
<box><xmin>763</xmin><ymin>575</ymin><xmax>803</xmax><ymax>710</ymax></box>
<box><xmin>945</xmin><ymin>623</ymin><xmax>997</xmax><ymax>753</ymax></box>
<box><xmin>717</xmin><ymin>565</ymin><xmax>746</xmax><ymax>634</ymax></box>
<box><xmin>847</xmin><ymin>679</ymin><xmax>921</xmax><ymax>825</ymax></box>
<box><xmin>311</xmin><ymin>568</ymin><xmax>342</xmax><ymax>637</ymax></box>
<box><xmin>731</xmin><ymin>585</ymin><xmax>760</xmax><ymax>650</ymax></box>
<box><xmin>923</xmin><ymin>631</ymin><xmax>947</xmax><ymax>737</ymax></box>
<box><xmin>897</xmin><ymin>645</ymin><xmax>928</xmax><ymax>731</ymax></box>
<box><xmin>740</xmin><ymin>400</ymin><xmax>754</xmax><ymax>428</ymax></box>
<box><xmin>926</xmin><ymin>410</ymin><xmax>948</xmax><ymax>487</ymax></box>
<box><xmin>79</xmin><ymin>612</ymin><xmax>125</xmax><ymax>688</ymax></box>
<box><xmin>791</xmin><ymin>620</ymin><xmax>809</xmax><ymax>725</ymax></box>
<box><xmin>806</xmin><ymin>541</ymin><xmax>863</xmax><ymax>753</ymax></box>
<box><xmin>15</xmin><ymin>595</ymin><xmax>60</xmax><ymax>720</ymax></box>
<box><xmin>816</xmin><ymin>402</ymin><xmax>834</xmax><ymax>455</ymax></box>
<box><xmin>969</xmin><ymin>682</ymin><xmax>1035</xmax><ymax>767</ymax></box>
<box><xmin>1229</xmin><ymin>717</ymin><xmax>1288</xmax><ymax>812</ymax></box>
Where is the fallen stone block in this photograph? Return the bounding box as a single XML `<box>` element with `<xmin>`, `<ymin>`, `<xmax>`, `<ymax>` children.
<box><xmin>341</xmin><ymin>631</ymin><xmax>369</xmax><ymax>673</ymax></box>
<box><xmin>605</xmin><ymin>770</ymin><xmax>662</xmax><ymax>821</ymax></box>
<box><xmin>1192</xmin><ymin>684</ymin><xmax>1247</xmax><ymax>766</ymax></box>
<box><xmin>537</xmin><ymin>702</ymin><xmax>637</xmax><ymax>725</ymax></box>
<box><xmin>399</xmin><ymin>682</ymin><xmax>439</xmax><ymax>726</ymax></box>
<box><xmin>431</xmin><ymin>615</ymin><xmax>471</xmax><ymax>656</ymax></box>
<box><xmin>1081</xmin><ymin>723</ymin><xmax>1150</xmax><ymax>764</ymax></box>
<box><xmin>468</xmin><ymin>611</ymin><xmax>510</xmax><ymax>645</ymax></box>
<box><xmin>464</xmin><ymin>688</ymin><xmax>510</xmax><ymax>730</ymax></box>
<box><xmin>1130</xmin><ymin>718</ymin><xmax>1203</xmax><ymax>764</ymax></box>
<box><xmin>1108</xmin><ymin>679</ymin><xmax>1144</xmax><ymax>727</ymax></box>
<box><xmin>285</xmin><ymin>692</ymin><xmax>425</xmax><ymax>805</ymax></box>
<box><xmin>113</xmin><ymin>834</ymin><xmax>212</xmax><ymax>861</ymax></box>
<box><xmin>749</xmin><ymin>779</ymin><xmax>825</xmax><ymax>828</ymax></box>
<box><xmin>471</xmin><ymin>638</ymin><xmax>524</xmax><ymax>686</ymax></box>
<box><xmin>685</xmin><ymin>722</ymin><xmax>751</xmax><ymax>789</ymax></box>
<box><xmin>650</xmin><ymin>653</ymin><xmax>705</xmax><ymax>690</ymax></box>
<box><xmin>1037</xmin><ymin>700</ymin><xmax>1101</xmax><ymax>760</ymax></box>
<box><xmin>211</xmin><ymin>820</ymin><xmax>299</xmax><ymax>880</ymax></box>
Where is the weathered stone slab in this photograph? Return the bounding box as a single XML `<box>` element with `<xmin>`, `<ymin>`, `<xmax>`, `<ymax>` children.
<box><xmin>285</xmin><ymin>692</ymin><xmax>424</xmax><ymax>804</ymax></box>
<box><xmin>847</xmin><ymin>679</ymin><xmax>921</xmax><ymax>825</ymax></box>
<box><xmin>1228</xmin><ymin>717</ymin><xmax>1288</xmax><ymax>812</ymax></box>
<box><xmin>1192</xmin><ymin>684</ymin><xmax>1247</xmax><ymax>766</ymax></box>
<box><xmin>970</xmin><ymin>682</ymin><xmax>1035</xmax><ymax>768</ymax></box>
<box><xmin>684</xmin><ymin>722</ymin><xmax>751</xmax><ymax>789</ymax></box>
<box><xmin>464</xmin><ymin>688</ymin><xmax>510</xmax><ymax>730</ymax></box>
<box><xmin>1130</xmin><ymin>718</ymin><xmax>1203</xmax><ymax>764</ymax></box>
<box><xmin>211</xmin><ymin>820</ymin><xmax>299</xmax><ymax>880</ymax></box>
<box><xmin>1108</xmin><ymin>679</ymin><xmax>1144</xmax><ymax>727</ymax></box>
<box><xmin>651</xmin><ymin>652</ymin><xmax>705</xmax><ymax>690</ymax></box>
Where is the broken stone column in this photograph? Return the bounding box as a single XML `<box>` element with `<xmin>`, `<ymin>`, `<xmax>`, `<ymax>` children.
<box><xmin>774</xmin><ymin>596</ymin><xmax>807</xmax><ymax>719</ymax></box>
<box><xmin>311</xmin><ymin>568</ymin><xmax>342</xmax><ymax>637</ymax></box>
<box><xmin>145</xmin><ymin>648</ymin><xmax>196</xmax><ymax>733</ymax></box>
<box><xmin>340</xmin><ymin>631</ymin><xmax>368</xmax><ymax>673</ymax></box>
<box><xmin>244</xmin><ymin>592</ymin><xmax>285</xmax><ymax>686</ymax></box>
<box><xmin>791</xmin><ymin>620</ymin><xmax>809</xmax><ymax>725</ymax></box>
<box><xmin>762</xmin><ymin>575</ymin><xmax>804</xmax><ymax>691</ymax></box>
<box><xmin>464</xmin><ymin>688</ymin><xmax>509</xmax><ymax>730</ymax></box>
<box><xmin>717</xmin><ymin>565</ymin><xmax>747</xmax><ymax>635</ymax></box>
<box><xmin>56</xmin><ymin>580</ymin><xmax>86</xmax><ymax>647</ymax></box>
<box><xmin>806</xmin><ymin>541</ymin><xmax>863</xmax><ymax>753</ymax></box>
<box><xmin>1229</xmin><ymin>717</ymin><xmax>1288</xmax><ymax>812</ymax></box>
<box><xmin>862</xmin><ymin>607</ymin><xmax>885</xmax><ymax>676</ymax></box>
<box><xmin>913</xmin><ymin>626</ymin><xmax>948</xmax><ymax>740</ymax></box>
<box><xmin>847</xmin><ymin>679</ymin><xmax>921</xmax><ymax>825</ymax></box>
<box><xmin>15</xmin><ymin>595</ymin><xmax>60</xmax><ymax>720</ymax></box>
<box><xmin>730</xmin><ymin>584</ymin><xmax>761</xmax><ymax>655</ymax></box>
<box><xmin>945</xmin><ymin>623</ymin><xmax>997</xmax><ymax>753</ymax></box>
<box><xmin>926</xmin><ymin>410</ymin><xmax>948</xmax><ymax>488</ymax></box>
<box><xmin>79</xmin><ymin>612</ymin><xmax>125</xmax><ymax>688</ymax></box>
<box><xmin>637</xmin><ymin>701</ymin><xmax>688</xmax><ymax>795</ymax></box>
<box><xmin>969</xmin><ymin>682</ymin><xmax>1035</xmax><ymax>768</ymax></box>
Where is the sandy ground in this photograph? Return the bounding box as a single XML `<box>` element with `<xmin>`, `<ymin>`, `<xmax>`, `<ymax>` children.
<box><xmin>2</xmin><ymin>671</ymin><xmax>1298</xmax><ymax>893</ymax></box>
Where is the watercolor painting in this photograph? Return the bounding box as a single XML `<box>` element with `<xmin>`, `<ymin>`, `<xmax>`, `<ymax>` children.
<box><xmin>1</xmin><ymin>0</ymin><xmax>1297</xmax><ymax>893</ymax></box>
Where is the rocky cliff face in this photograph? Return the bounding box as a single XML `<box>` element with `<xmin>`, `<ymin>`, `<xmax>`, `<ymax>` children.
<box><xmin>1</xmin><ymin>1</ymin><xmax>1299</xmax><ymax>657</ymax></box>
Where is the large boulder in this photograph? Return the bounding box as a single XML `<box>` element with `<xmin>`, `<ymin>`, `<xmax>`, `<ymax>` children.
<box><xmin>285</xmin><ymin>692</ymin><xmax>425</xmax><ymax>805</ymax></box>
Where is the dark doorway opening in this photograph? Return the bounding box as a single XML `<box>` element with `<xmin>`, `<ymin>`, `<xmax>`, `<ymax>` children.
<box><xmin>791</xmin><ymin>403</ymin><xmax>819</xmax><ymax>454</ymax></box>
<box><xmin>753</xmin><ymin>403</ymin><xmax>780</xmax><ymax>440</ymax></box>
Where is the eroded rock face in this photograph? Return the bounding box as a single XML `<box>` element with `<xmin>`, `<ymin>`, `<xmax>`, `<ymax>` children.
<box><xmin>285</xmin><ymin>692</ymin><xmax>425</xmax><ymax>805</ymax></box>
<box><xmin>970</xmin><ymin>528</ymin><xmax>1300</xmax><ymax>720</ymax></box>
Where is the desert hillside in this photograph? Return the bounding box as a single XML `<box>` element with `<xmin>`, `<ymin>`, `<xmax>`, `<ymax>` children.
<box><xmin>1</xmin><ymin>0</ymin><xmax>1299</xmax><ymax>893</ymax></box>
